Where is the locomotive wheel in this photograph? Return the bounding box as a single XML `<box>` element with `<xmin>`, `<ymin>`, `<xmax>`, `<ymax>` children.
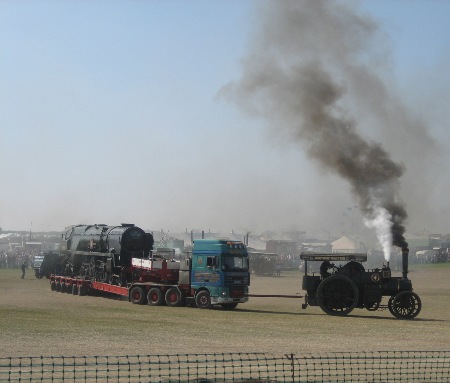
<box><xmin>165</xmin><ymin>288</ymin><xmax>185</xmax><ymax>307</ymax></box>
<box><xmin>316</xmin><ymin>275</ymin><xmax>359</xmax><ymax>316</ymax></box>
<box><xmin>390</xmin><ymin>291</ymin><xmax>422</xmax><ymax>319</ymax></box>
<box><xmin>195</xmin><ymin>290</ymin><xmax>211</xmax><ymax>309</ymax></box>
<box><xmin>147</xmin><ymin>288</ymin><xmax>165</xmax><ymax>306</ymax></box>
<box><xmin>130</xmin><ymin>286</ymin><xmax>147</xmax><ymax>305</ymax></box>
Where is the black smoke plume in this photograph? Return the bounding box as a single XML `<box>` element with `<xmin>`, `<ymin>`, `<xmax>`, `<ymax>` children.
<box><xmin>221</xmin><ymin>1</ymin><xmax>410</xmax><ymax>258</ymax></box>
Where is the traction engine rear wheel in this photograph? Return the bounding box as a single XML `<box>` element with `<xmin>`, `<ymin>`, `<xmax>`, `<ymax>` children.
<box><xmin>390</xmin><ymin>291</ymin><xmax>422</xmax><ymax>319</ymax></box>
<box><xmin>147</xmin><ymin>288</ymin><xmax>165</xmax><ymax>306</ymax></box>
<box><xmin>165</xmin><ymin>288</ymin><xmax>185</xmax><ymax>307</ymax></box>
<box><xmin>130</xmin><ymin>286</ymin><xmax>147</xmax><ymax>305</ymax></box>
<box><xmin>316</xmin><ymin>275</ymin><xmax>359</xmax><ymax>316</ymax></box>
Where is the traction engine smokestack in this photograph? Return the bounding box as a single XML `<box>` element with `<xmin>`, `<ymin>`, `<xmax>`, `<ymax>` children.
<box><xmin>402</xmin><ymin>247</ymin><xmax>409</xmax><ymax>280</ymax></box>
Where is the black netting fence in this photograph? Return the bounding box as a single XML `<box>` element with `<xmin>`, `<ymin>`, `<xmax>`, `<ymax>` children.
<box><xmin>0</xmin><ymin>351</ymin><xmax>449</xmax><ymax>382</ymax></box>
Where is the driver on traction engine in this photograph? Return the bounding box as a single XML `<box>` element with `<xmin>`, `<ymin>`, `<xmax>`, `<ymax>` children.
<box><xmin>320</xmin><ymin>260</ymin><xmax>335</xmax><ymax>279</ymax></box>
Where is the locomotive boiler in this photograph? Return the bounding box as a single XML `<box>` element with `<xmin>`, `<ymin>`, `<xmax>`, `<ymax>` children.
<box><xmin>300</xmin><ymin>247</ymin><xmax>422</xmax><ymax>319</ymax></box>
<box><xmin>60</xmin><ymin>224</ymin><xmax>154</xmax><ymax>285</ymax></box>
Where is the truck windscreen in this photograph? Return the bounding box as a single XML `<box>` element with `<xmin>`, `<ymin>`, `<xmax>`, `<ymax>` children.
<box><xmin>222</xmin><ymin>256</ymin><xmax>248</xmax><ymax>271</ymax></box>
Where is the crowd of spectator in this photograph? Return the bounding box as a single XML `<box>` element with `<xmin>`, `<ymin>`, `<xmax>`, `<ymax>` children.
<box><xmin>0</xmin><ymin>251</ymin><xmax>35</xmax><ymax>269</ymax></box>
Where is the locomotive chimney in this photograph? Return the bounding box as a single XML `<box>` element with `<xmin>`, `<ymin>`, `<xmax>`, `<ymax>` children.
<box><xmin>402</xmin><ymin>247</ymin><xmax>409</xmax><ymax>279</ymax></box>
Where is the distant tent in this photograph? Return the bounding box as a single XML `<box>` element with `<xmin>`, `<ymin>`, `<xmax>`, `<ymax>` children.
<box><xmin>331</xmin><ymin>235</ymin><xmax>367</xmax><ymax>253</ymax></box>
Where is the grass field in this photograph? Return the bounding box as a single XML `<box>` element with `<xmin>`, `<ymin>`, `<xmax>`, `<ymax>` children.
<box><xmin>0</xmin><ymin>264</ymin><xmax>449</xmax><ymax>358</ymax></box>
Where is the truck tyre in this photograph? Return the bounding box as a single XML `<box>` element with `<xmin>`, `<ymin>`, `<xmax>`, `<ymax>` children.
<box><xmin>195</xmin><ymin>290</ymin><xmax>211</xmax><ymax>309</ymax></box>
<box><xmin>147</xmin><ymin>288</ymin><xmax>165</xmax><ymax>306</ymax></box>
<box><xmin>130</xmin><ymin>286</ymin><xmax>147</xmax><ymax>305</ymax></box>
<box><xmin>165</xmin><ymin>288</ymin><xmax>184</xmax><ymax>307</ymax></box>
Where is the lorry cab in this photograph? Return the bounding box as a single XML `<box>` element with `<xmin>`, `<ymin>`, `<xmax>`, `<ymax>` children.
<box><xmin>190</xmin><ymin>239</ymin><xmax>250</xmax><ymax>309</ymax></box>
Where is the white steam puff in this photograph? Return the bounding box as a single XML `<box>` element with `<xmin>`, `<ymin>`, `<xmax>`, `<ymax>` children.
<box><xmin>364</xmin><ymin>206</ymin><xmax>393</xmax><ymax>261</ymax></box>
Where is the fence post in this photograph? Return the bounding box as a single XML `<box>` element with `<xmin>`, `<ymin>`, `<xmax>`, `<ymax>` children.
<box><xmin>290</xmin><ymin>353</ymin><xmax>295</xmax><ymax>383</ymax></box>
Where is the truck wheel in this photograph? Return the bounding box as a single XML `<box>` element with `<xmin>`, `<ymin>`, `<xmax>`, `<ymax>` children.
<box><xmin>165</xmin><ymin>288</ymin><xmax>184</xmax><ymax>307</ymax></box>
<box><xmin>195</xmin><ymin>290</ymin><xmax>211</xmax><ymax>309</ymax></box>
<box><xmin>130</xmin><ymin>286</ymin><xmax>147</xmax><ymax>305</ymax></box>
<box><xmin>147</xmin><ymin>288</ymin><xmax>165</xmax><ymax>306</ymax></box>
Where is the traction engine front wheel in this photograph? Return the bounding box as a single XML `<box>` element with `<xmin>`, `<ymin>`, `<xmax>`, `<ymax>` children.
<box><xmin>388</xmin><ymin>291</ymin><xmax>422</xmax><ymax>319</ymax></box>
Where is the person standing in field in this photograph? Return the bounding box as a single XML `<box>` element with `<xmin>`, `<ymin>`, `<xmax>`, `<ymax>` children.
<box><xmin>21</xmin><ymin>261</ymin><xmax>26</xmax><ymax>279</ymax></box>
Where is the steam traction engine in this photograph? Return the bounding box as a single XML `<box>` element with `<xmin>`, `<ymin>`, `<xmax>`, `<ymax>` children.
<box><xmin>300</xmin><ymin>248</ymin><xmax>422</xmax><ymax>319</ymax></box>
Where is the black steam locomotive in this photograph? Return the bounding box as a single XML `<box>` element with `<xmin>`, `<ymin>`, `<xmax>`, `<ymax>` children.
<box><xmin>300</xmin><ymin>247</ymin><xmax>422</xmax><ymax>319</ymax></box>
<box><xmin>60</xmin><ymin>224</ymin><xmax>154</xmax><ymax>285</ymax></box>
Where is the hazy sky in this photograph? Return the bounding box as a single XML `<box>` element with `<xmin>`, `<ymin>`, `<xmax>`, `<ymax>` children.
<box><xmin>1</xmin><ymin>0</ymin><xmax>449</xmax><ymax>238</ymax></box>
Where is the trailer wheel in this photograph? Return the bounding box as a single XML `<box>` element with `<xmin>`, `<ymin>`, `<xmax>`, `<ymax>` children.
<box><xmin>390</xmin><ymin>291</ymin><xmax>422</xmax><ymax>319</ymax></box>
<box><xmin>130</xmin><ymin>286</ymin><xmax>147</xmax><ymax>305</ymax></box>
<box><xmin>50</xmin><ymin>281</ymin><xmax>56</xmax><ymax>291</ymax></box>
<box><xmin>195</xmin><ymin>290</ymin><xmax>211</xmax><ymax>309</ymax></box>
<box><xmin>78</xmin><ymin>285</ymin><xmax>87</xmax><ymax>296</ymax></box>
<box><xmin>72</xmin><ymin>283</ymin><xmax>78</xmax><ymax>295</ymax></box>
<box><xmin>316</xmin><ymin>275</ymin><xmax>358</xmax><ymax>316</ymax></box>
<box><xmin>147</xmin><ymin>288</ymin><xmax>165</xmax><ymax>306</ymax></box>
<box><xmin>56</xmin><ymin>282</ymin><xmax>61</xmax><ymax>292</ymax></box>
<box><xmin>60</xmin><ymin>282</ymin><xmax>66</xmax><ymax>293</ymax></box>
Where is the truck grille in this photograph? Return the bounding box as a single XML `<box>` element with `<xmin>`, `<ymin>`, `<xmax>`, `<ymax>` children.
<box><xmin>224</xmin><ymin>275</ymin><xmax>249</xmax><ymax>286</ymax></box>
